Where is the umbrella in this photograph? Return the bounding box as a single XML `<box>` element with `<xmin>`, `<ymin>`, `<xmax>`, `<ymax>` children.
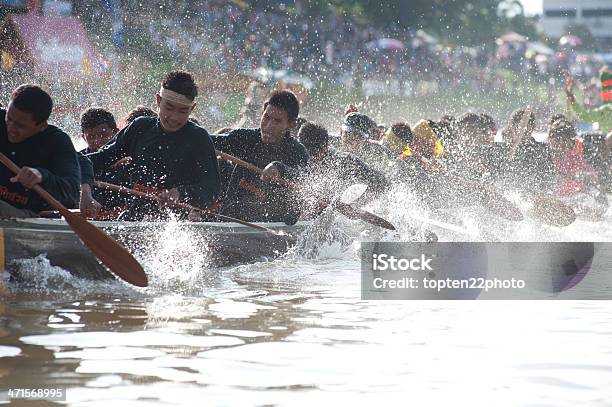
<box><xmin>496</xmin><ymin>31</ymin><xmax>528</xmax><ymax>45</ymax></box>
<box><xmin>366</xmin><ymin>38</ymin><xmax>405</xmax><ymax>51</ymax></box>
<box><xmin>415</xmin><ymin>30</ymin><xmax>438</xmax><ymax>44</ymax></box>
<box><xmin>248</xmin><ymin>68</ymin><xmax>314</xmax><ymax>89</ymax></box>
<box><xmin>527</xmin><ymin>41</ymin><xmax>555</xmax><ymax>56</ymax></box>
<box><xmin>559</xmin><ymin>35</ymin><xmax>582</xmax><ymax>47</ymax></box>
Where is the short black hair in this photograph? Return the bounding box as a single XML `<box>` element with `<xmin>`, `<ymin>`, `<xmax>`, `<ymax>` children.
<box><xmin>390</xmin><ymin>122</ymin><xmax>413</xmax><ymax>144</ymax></box>
<box><xmin>439</xmin><ymin>114</ymin><xmax>456</xmax><ymax>124</ymax></box>
<box><xmin>298</xmin><ymin>122</ymin><xmax>328</xmax><ymax>154</ymax></box>
<box><xmin>10</xmin><ymin>84</ymin><xmax>53</xmax><ymax>124</ymax></box>
<box><xmin>125</xmin><ymin>105</ymin><xmax>157</xmax><ymax>124</ymax></box>
<box><xmin>80</xmin><ymin>107</ymin><xmax>117</xmax><ymax>132</ymax></box>
<box><xmin>509</xmin><ymin>108</ymin><xmax>536</xmax><ymax>127</ymax></box>
<box><xmin>161</xmin><ymin>70</ymin><xmax>198</xmax><ymax>101</ymax></box>
<box><xmin>457</xmin><ymin>112</ymin><xmax>489</xmax><ymax>131</ymax></box>
<box><xmin>549</xmin><ymin>113</ymin><xmax>567</xmax><ymax>126</ymax></box>
<box><xmin>479</xmin><ymin>113</ymin><xmax>497</xmax><ymax>131</ymax></box>
<box><xmin>264</xmin><ymin>90</ymin><xmax>299</xmax><ymax>122</ymax></box>
<box><xmin>549</xmin><ymin>119</ymin><xmax>576</xmax><ymax>141</ymax></box>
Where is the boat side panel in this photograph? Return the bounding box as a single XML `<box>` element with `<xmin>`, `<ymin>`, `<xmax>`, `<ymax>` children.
<box><xmin>4</xmin><ymin>228</ymin><xmax>112</xmax><ymax>281</ymax></box>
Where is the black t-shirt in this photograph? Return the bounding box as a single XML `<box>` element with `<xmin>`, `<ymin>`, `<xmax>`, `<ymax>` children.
<box><xmin>212</xmin><ymin>128</ymin><xmax>309</xmax><ymax>223</ymax></box>
<box><xmin>0</xmin><ymin>109</ymin><xmax>80</xmax><ymax>212</ymax></box>
<box><xmin>87</xmin><ymin>117</ymin><xmax>221</xmax><ymax>212</ymax></box>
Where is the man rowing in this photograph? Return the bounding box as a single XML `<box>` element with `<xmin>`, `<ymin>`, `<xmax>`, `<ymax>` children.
<box><xmin>86</xmin><ymin>70</ymin><xmax>221</xmax><ymax>220</ymax></box>
<box><xmin>212</xmin><ymin>90</ymin><xmax>308</xmax><ymax>224</ymax></box>
<box><xmin>77</xmin><ymin>107</ymin><xmax>132</xmax><ymax>217</ymax></box>
<box><xmin>297</xmin><ymin>121</ymin><xmax>389</xmax><ymax>214</ymax></box>
<box><xmin>339</xmin><ymin>112</ymin><xmax>432</xmax><ymax>196</ymax></box>
<box><xmin>0</xmin><ymin>85</ymin><xmax>80</xmax><ymax>218</ymax></box>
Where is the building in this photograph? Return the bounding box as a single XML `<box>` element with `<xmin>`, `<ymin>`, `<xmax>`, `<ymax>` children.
<box><xmin>542</xmin><ymin>0</ymin><xmax>612</xmax><ymax>43</ymax></box>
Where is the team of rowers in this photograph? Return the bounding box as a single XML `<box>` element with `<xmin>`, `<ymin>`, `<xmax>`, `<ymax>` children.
<box><xmin>1</xmin><ymin>69</ymin><xmax>610</xmax><ymax>225</ymax></box>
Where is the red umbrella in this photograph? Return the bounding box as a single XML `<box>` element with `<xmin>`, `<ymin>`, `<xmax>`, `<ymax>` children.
<box><xmin>366</xmin><ymin>38</ymin><xmax>405</xmax><ymax>51</ymax></box>
<box><xmin>496</xmin><ymin>32</ymin><xmax>528</xmax><ymax>45</ymax></box>
<box><xmin>559</xmin><ymin>35</ymin><xmax>582</xmax><ymax>47</ymax></box>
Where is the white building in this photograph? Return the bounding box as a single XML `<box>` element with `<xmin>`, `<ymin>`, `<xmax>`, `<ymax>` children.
<box><xmin>541</xmin><ymin>0</ymin><xmax>612</xmax><ymax>42</ymax></box>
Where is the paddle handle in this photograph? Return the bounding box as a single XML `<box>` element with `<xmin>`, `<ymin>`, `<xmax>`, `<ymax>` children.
<box><xmin>216</xmin><ymin>151</ymin><xmax>397</xmax><ymax>231</ymax></box>
<box><xmin>0</xmin><ymin>152</ymin><xmax>70</xmax><ymax>217</ymax></box>
<box><xmin>217</xmin><ymin>150</ymin><xmax>293</xmax><ymax>189</ymax></box>
<box><xmin>509</xmin><ymin>106</ymin><xmax>531</xmax><ymax>159</ymax></box>
<box><xmin>217</xmin><ymin>151</ymin><xmax>263</xmax><ymax>175</ymax></box>
<box><xmin>0</xmin><ymin>152</ymin><xmax>148</xmax><ymax>287</ymax></box>
<box><xmin>94</xmin><ymin>181</ymin><xmax>276</xmax><ymax>233</ymax></box>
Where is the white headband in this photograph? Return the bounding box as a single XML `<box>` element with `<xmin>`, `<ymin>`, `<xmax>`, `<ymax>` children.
<box><xmin>158</xmin><ymin>87</ymin><xmax>195</xmax><ymax>107</ymax></box>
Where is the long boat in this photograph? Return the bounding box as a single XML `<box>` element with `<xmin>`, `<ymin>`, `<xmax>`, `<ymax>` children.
<box><xmin>0</xmin><ymin>218</ymin><xmax>310</xmax><ymax>282</ymax></box>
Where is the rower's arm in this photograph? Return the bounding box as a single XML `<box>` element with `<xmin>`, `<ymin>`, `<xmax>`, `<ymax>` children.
<box><xmin>210</xmin><ymin>130</ymin><xmax>246</xmax><ymax>157</ymax></box>
<box><xmin>78</xmin><ymin>153</ymin><xmax>94</xmax><ymax>187</ymax></box>
<box><xmin>36</xmin><ymin>135</ymin><xmax>81</xmax><ymax>209</ymax></box>
<box><xmin>343</xmin><ymin>154</ymin><xmax>389</xmax><ymax>205</ymax></box>
<box><xmin>86</xmin><ymin>124</ymin><xmax>132</xmax><ymax>171</ymax></box>
<box><xmin>273</xmin><ymin>142</ymin><xmax>310</xmax><ymax>180</ymax></box>
<box><xmin>176</xmin><ymin>132</ymin><xmax>221</xmax><ymax>208</ymax></box>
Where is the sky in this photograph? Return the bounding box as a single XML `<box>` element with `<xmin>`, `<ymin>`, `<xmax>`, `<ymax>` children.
<box><xmin>519</xmin><ymin>0</ymin><xmax>543</xmax><ymax>16</ymax></box>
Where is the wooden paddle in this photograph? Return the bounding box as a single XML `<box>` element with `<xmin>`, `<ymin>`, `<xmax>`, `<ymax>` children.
<box><xmin>94</xmin><ymin>181</ymin><xmax>281</xmax><ymax>235</ymax></box>
<box><xmin>448</xmin><ymin>175</ymin><xmax>524</xmax><ymax>222</ymax></box>
<box><xmin>217</xmin><ymin>151</ymin><xmax>397</xmax><ymax>231</ymax></box>
<box><xmin>0</xmin><ymin>153</ymin><xmax>148</xmax><ymax>287</ymax></box>
<box><xmin>529</xmin><ymin>194</ymin><xmax>577</xmax><ymax>227</ymax></box>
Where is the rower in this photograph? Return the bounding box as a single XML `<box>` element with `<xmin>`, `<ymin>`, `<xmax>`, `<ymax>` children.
<box><xmin>77</xmin><ymin>107</ymin><xmax>131</xmax><ymax>216</ymax></box>
<box><xmin>340</xmin><ymin>112</ymin><xmax>432</xmax><ymax>190</ymax></box>
<box><xmin>0</xmin><ymin>85</ymin><xmax>80</xmax><ymax>218</ymax></box>
<box><xmin>86</xmin><ymin>70</ymin><xmax>221</xmax><ymax>220</ymax></box>
<box><xmin>297</xmin><ymin>121</ymin><xmax>389</xmax><ymax>214</ymax></box>
<box><xmin>581</xmin><ymin>131</ymin><xmax>612</xmax><ymax>193</ymax></box>
<box><xmin>501</xmin><ymin>109</ymin><xmax>555</xmax><ymax>193</ymax></box>
<box><xmin>548</xmin><ymin>119</ymin><xmax>600</xmax><ymax>196</ymax></box>
<box><xmin>212</xmin><ymin>90</ymin><xmax>309</xmax><ymax>224</ymax></box>
<box><xmin>123</xmin><ymin>105</ymin><xmax>157</xmax><ymax>126</ymax></box>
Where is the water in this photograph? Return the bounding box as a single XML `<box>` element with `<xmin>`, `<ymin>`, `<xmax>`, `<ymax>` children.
<box><xmin>1</xmin><ymin>204</ymin><xmax>612</xmax><ymax>406</ymax></box>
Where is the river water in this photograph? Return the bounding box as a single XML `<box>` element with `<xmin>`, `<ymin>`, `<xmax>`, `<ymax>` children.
<box><xmin>1</xmin><ymin>202</ymin><xmax>612</xmax><ymax>406</ymax></box>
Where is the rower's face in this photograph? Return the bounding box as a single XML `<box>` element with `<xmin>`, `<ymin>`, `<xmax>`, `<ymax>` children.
<box><xmin>5</xmin><ymin>102</ymin><xmax>47</xmax><ymax>143</ymax></box>
<box><xmin>82</xmin><ymin>123</ymin><xmax>116</xmax><ymax>151</ymax></box>
<box><xmin>156</xmin><ymin>95</ymin><xmax>194</xmax><ymax>132</ymax></box>
<box><xmin>260</xmin><ymin>104</ymin><xmax>291</xmax><ymax>144</ymax></box>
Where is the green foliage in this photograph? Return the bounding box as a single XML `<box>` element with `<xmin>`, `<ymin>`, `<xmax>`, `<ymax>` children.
<box><xmin>297</xmin><ymin>0</ymin><xmax>538</xmax><ymax>47</ymax></box>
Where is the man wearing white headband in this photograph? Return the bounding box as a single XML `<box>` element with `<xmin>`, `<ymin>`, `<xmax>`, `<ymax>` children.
<box><xmin>87</xmin><ymin>70</ymin><xmax>220</xmax><ymax>220</ymax></box>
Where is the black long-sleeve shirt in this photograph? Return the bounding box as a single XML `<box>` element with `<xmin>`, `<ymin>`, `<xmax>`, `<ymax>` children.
<box><xmin>310</xmin><ymin>149</ymin><xmax>389</xmax><ymax>199</ymax></box>
<box><xmin>0</xmin><ymin>109</ymin><xmax>80</xmax><ymax>212</ymax></box>
<box><xmin>86</xmin><ymin>117</ymin><xmax>220</xmax><ymax>213</ymax></box>
<box><xmin>79</xmin><ymin>147</ymin><xmax>132</xmax><ymax>209</ymax></box>
<box><xmin>212</xmin><ymin>128</ymin><xmax>309</xmax><ymax>223</ymax></box>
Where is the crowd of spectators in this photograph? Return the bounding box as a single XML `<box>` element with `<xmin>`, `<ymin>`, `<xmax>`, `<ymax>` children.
<box><xmin>86</xmin><ymin>0</ymin><xmax>608</xmax><ymax>103</ymax></box>
<box><xmin>115</xmin><ymin>1</ymin><xmax>486</xmax><ymax>86</ymax></box>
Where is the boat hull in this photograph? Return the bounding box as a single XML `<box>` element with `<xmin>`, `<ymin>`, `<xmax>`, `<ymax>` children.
<box><xmin>1</xmin><ymin>218</ymin><xmax>308</xmax><ymax>282</ymax></box>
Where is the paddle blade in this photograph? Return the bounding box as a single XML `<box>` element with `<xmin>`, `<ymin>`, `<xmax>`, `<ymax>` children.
<box><xmin>479</xmin><ymin>189</ymin><xmax>524</xmax><ymax>221</ymax></box>
<box><xmin>60</xmin><ymin>208</ymin><xmax>148</xmax><ymax>287</ymax></box>
<box><xmin>531</xmin><ymin>196</ymin><xmax>577</xmax><ymax>227</ymax></box>
<box><xmin>334</xmin><ymin>202</ymin><xmax>396</xmax><ymax>230</ymax></box>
